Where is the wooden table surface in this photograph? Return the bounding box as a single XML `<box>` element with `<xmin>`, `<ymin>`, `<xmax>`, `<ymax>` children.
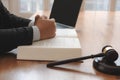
<box><xmin>1</xmin><ymin>11</ymin><xmax>120</xmax><ymax>80</ymax></box>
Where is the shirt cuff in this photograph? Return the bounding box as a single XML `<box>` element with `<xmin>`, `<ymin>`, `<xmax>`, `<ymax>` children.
<box><xmin>32</xmin><ymin>26</ymin><xmax>40</xmax><ymax>41</ymax></box>
<box><xmin>28</xmin><ymin>20</ymin><xmax>35</xmax><ymax>27</ymax></box>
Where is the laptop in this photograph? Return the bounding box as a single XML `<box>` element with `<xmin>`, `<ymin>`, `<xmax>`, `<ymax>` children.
<box><xmin>50</xmin><ymin>0</ymin><xmax>83</xmax><ymax>29</ymax></box>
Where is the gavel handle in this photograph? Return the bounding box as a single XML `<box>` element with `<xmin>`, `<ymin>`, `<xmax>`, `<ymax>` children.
<box><xmin>47</xmin><ymin>53</ymin><xmax>104</xmax><ymax>67</ymax></box>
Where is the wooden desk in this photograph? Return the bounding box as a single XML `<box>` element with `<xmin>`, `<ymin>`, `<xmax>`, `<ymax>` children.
<box><xmin>1</xmin><ymin>11</ymin><xmax>120</xmax><ymax>80</ymax></box>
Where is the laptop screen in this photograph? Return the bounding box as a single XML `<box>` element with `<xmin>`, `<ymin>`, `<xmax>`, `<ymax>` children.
<box><xmin>50</xmin><ymin>0</ymin><xmax>83</xmax><ymax>27</ymax></box>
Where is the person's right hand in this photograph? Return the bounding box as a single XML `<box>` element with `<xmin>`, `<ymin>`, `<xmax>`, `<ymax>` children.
<box><xmin>34</xmin><ymin>15</ymin><xmax>48</xmax><ymax>25</ymax></box>
<box><xmin>35</xmin><ymin>16</ymin><xmax>56</xmax><ymax>40</ymax></box>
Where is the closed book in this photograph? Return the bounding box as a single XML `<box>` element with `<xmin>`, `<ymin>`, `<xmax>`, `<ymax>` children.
<box><xmin>17</xmin><ymin>29</ymin><xmax>81</xmax><ymax>61</ymax></box>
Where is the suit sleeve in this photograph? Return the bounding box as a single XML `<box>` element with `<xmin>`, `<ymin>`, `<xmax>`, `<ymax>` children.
<box><xmin>6</xmin><ymin>14</ymin><xmax>31</xmax><ymax>28</ymax></box>
<box><xmin>0</xmin><ymin>27</ymin><xmax>33</xmax><ymax>53</ymax></box>
<box><xmin>0</xmin><ymin>0</ymin><xmax>31</xmax><ymax>29</ymax></box>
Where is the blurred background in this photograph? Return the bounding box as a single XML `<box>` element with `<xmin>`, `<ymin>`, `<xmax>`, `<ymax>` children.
<box><xmin>1</xmin><ymin>0</ymin><xmax>120</xmax><ymax>18</ymax></box>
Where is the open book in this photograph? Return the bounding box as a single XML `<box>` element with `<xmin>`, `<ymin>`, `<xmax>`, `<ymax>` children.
<box><xmin>17</xmin><ymin>29</ymin><xmax>81</xmax><ymax>61</ymax></box>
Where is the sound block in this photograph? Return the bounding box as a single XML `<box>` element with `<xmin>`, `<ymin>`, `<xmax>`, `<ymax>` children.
<box><xmin>93</xmin><ymin>57</ymin><xmax>120</xmax><ymax>75</ymax></box>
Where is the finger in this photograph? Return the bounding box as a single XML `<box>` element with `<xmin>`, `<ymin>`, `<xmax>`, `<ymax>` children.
<box><xmin>41</xmin><ymin>15</ymin><xmax>48</xmax><ymax>19</ymax></box>
<box><xmin>35</xmin><ymin>15</ymin><xmax>42</xmax><ymax>24</ymax></box>
<box><xmin>35</xmin><ymin>15</ymin><xmax>42</xmax><ymax>20</ymax></box>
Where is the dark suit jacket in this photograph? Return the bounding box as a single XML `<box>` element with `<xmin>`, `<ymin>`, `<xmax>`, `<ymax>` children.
<box><xmin>0</xmin><ymin>0</ymin><xmax>33</xmax><ymax>53</ymax></box>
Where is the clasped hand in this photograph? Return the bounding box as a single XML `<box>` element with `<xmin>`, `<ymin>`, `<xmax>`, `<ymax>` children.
<box><xmin>34</xmin><ymin>15</ymin><xmax>56</xmax><ymax>40</ymax></box>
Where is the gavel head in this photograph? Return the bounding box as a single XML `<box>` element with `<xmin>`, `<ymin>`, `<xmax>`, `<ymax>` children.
<box><xmin>102</xmin><ymin>45</ymin><xmax>119</xmax><ymax>63</ymax></box>
<box><xmin>93</xmin><ymin>45</ymin><xmax>120</xmax><ymax>75</ymax></box>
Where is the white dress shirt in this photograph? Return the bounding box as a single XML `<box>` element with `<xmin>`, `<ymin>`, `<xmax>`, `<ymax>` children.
<box><xmin>29</xmin><ymin>20</ymin><xmax>40</xmax><ymax>41</ymax></box>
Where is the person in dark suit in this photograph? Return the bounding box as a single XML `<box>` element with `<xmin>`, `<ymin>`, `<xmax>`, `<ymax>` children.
<box><xmin>0</xmin><ymin>0</ymin><xmax>56</xmax><ymax>53</ymax></box>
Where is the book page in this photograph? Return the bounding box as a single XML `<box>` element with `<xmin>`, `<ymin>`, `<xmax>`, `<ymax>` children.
<box><xmin>32</xmin><ymin>37</ymin><xmax>81</xmax><ymax>48</ymax></box>
<box><xmin>30</xmin><ymin>29</ymin><xmax>80</xmax><ymax>48</ymax></box>
<box><xmin>56</xmin><ymin>29</ymin><xmax>78</xmax><ymax>37</ymax></box>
